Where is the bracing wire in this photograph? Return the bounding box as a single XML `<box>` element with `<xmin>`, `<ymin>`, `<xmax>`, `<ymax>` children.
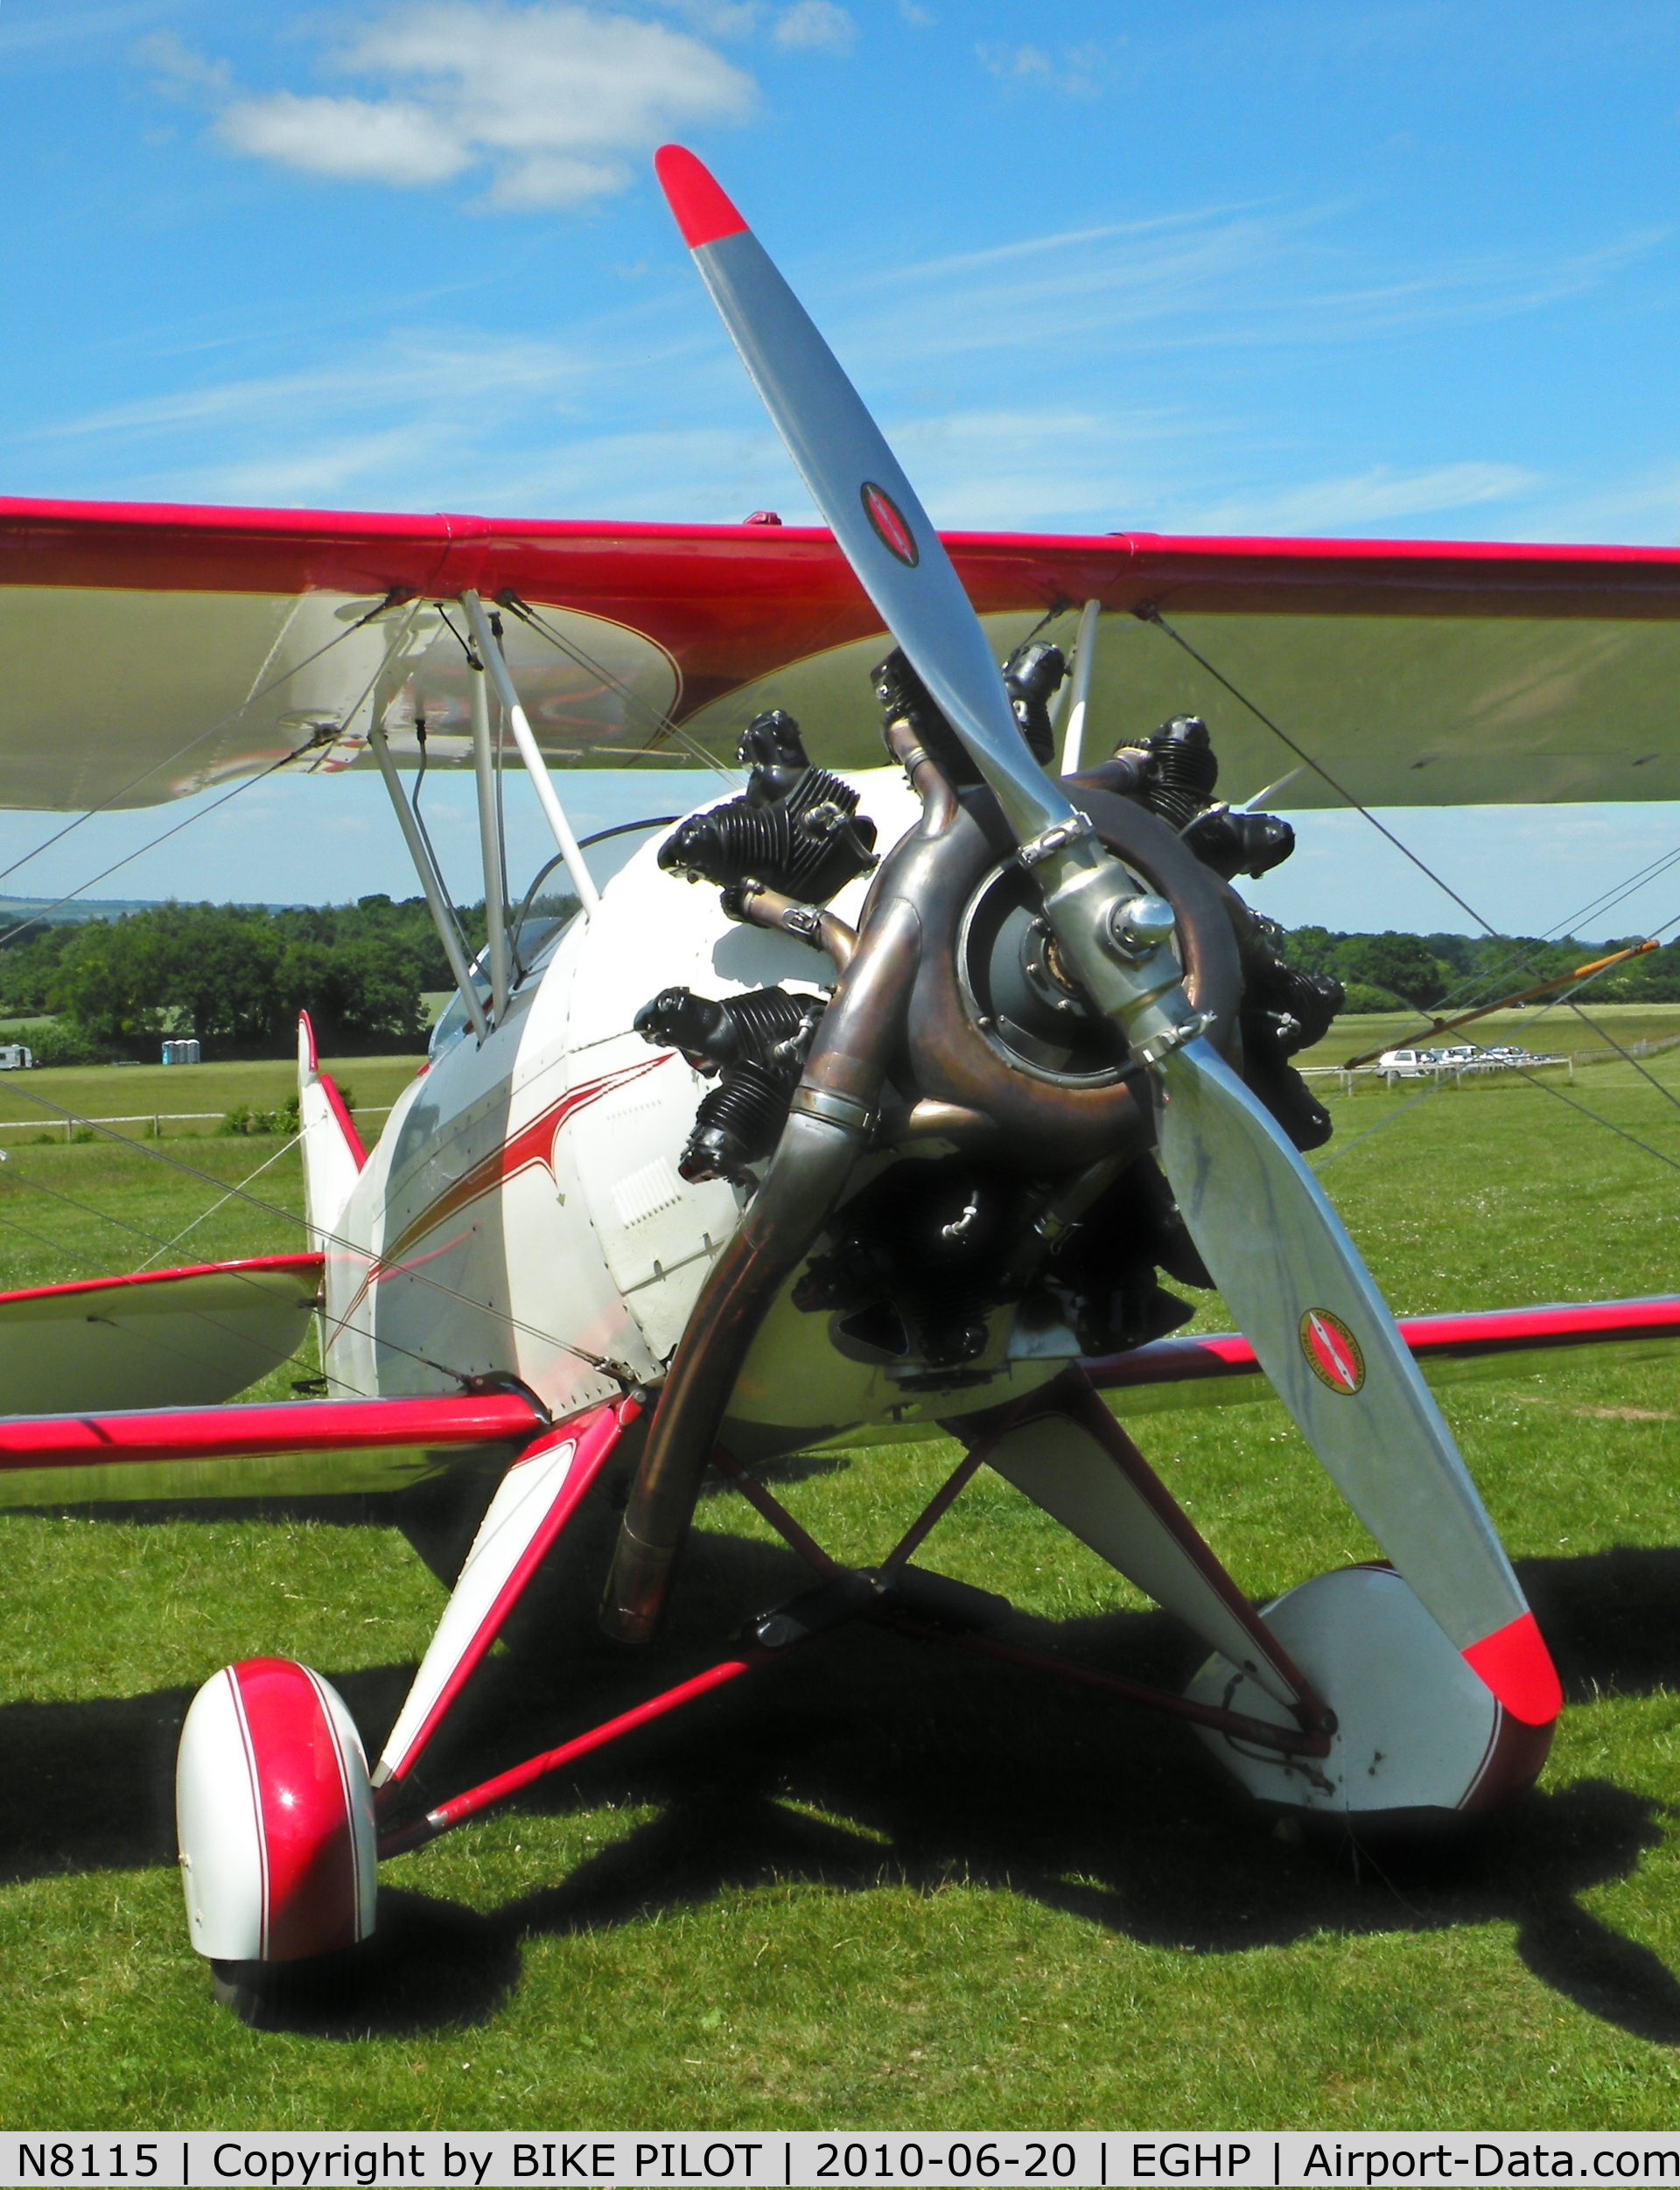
<box><xmin>0</xmin><ymin>726</ymin><xmax>340</xmax><ymax>954</ymax></box>
<box><xmin>1138</xmin><ymin>602</ymin><xmax>1511</xmax><ymax>941</ymax></box>
<box><xmin>0</xmin><ymin>1136</ymin><xmax>474</xmax><ymax>1385</ymax></box>
<box><xmin>1138</xmin><ymin>604</ymin><xmax>1680</xmax><ymax>1148</ymax></box>
<box><xmin>0</xmin><ymin>594</ymin><xmax>424</xmax><ymax>953</ymax></box>
<box><xmin>498</xmin><ymin>592</ymin><xmax>738</xmax><ymax>783</ymax></box>
<box><xmin>0</xmin><ymin>588</ymin><xmax>411</xmax><ymax>894</ymax></box>
<box><xmin>0</xmin><ymin>1081</ymin><xmax>616</xmax><ymax>1373</ymax></box>
<box><xmin>1312</xmin><ymin>951</ymin><xmax>1680</xmax><ymax>1178</ymax></box>
<box><xmin>136</xmin><ymin>1130</ymin><xmax>308</xmax><ymax>1270</ymax></box>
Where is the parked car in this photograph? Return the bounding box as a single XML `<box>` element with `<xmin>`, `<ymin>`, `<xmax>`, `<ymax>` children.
<box><xmin>1376</xmin><ymin>1047</ymin><xmax>1436</xmax><ymax>1076</ymax></box>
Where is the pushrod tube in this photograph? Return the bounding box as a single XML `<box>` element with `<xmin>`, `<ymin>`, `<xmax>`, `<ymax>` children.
<box><xmin>368</xmin><ymin>722</ymin><xmax>489</xmax><ymax>1043</ymax></box>
<box><xmin>467</xmin><ymin>660</ymin><xmax>512</xmax><ymax>1019</ymax></box>
<box><xmin>460</xmin><ymin>591</ymin><xmax>601</xmax><ymax>916</ymax></box>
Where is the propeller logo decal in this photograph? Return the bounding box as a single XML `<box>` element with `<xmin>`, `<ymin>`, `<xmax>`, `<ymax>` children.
<box><xmin>1299</xmin><ymin>1307</ymin><xmax>1365</xmax><ymax>1394</ymax></box>
<box><xmin>861</xmin><ymin>482</ymin><xmax>918</xmax><ymax>567</ymax></box>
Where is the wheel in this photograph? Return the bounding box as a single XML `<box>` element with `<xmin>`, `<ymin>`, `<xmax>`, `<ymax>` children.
<box><xmin>177</xmin><ymin>1657</ymin><xmax>377</xmax><ymax>1966</ymax></box>
<box><xmin>1186</xmin><ymin>1564</ymin><xmax>1554</xmax><ymax>1826</ymax></box>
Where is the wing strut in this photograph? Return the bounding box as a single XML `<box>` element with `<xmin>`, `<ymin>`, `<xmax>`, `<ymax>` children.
<box><xmin>461</xmin><ymin>591</ymin><xmax>601</xmax><ymax>916</ymax></box>
<box><xmin>368</xmin><ymin>718</ymin><xmax>489</xmax><ymax>1043</ymax></box>
<box><xmin>1058</xmin><ymin>598</ymin><xmax>1101</xmax><ymax>774</ymax></box>
<box><xmin>466</xmin><ymin>648</ymin><xmax>513</xmax><ymax>1021</ymax></box>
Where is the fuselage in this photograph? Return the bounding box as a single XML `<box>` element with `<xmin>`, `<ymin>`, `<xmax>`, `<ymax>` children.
<box><xmin>323</xmin><ymin>769</ymin><xmax>1073</xmax><ymax>1450</ymax></box>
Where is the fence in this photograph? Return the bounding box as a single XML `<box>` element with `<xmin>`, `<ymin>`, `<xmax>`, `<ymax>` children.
<box><xmin>1566</xmin><ymin>1029</ymin><xmax>1680</xmax><ymax>1067</ymax></box>
<box><xmin>0</xmin><ymin>1105</ymin><xmax>396</xmax><ymax>1140</ymax></box>
<box><xmin>1300</xmin><ymin>1059</ymin><xmax>1574</xmax><ymax>1096</ymax></box>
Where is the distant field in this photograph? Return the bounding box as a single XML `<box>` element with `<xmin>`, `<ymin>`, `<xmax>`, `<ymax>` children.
<box><xmin>1298</xmin><ymin>1000</ymin><xmax>1680</xmax><ymax>1070</ymax></box>
<box><xmin>1</xmin><ymin>1034</ymin><xmax>1679</xmax><ymax>2127</ymax></box>
<box><xmin>0</xmin><ymin>1053</ymin><xmax>422</xmax><ymax>1141</ymax></box>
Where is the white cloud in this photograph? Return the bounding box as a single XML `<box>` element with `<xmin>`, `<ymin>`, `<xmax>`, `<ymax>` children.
<box><xmin>773</xmin><ymin>2</ymin><xmax>855</xmax><ymax>53</ymax></box>
<box><xmin>899</xmin><ymin>2</ymin><xmax>935</xmax><ymax>24</ymax></box>
<box><xmin>219</xmin><ymin>92</ymin><xmax>472</xmax><ymax>187</ymax></box>
<box><xmin>976</xmin><ymin>38</ymin><xmax>1104</xmax><ymax>97</ymax></box>
<box><xmin>978</xmin><ymin>42</ymin><xmax>1050</xmax><ymax>80</ymax></box>
<box><xmin>1184</xmin><ymin>463</ymin><xmax>1544</xmax><ymax>535</ymax></box>
<box><xmin>839</xmin><ymin>206</ymin><xmax>1669</xmax><ymax>375</ymax></box>
<box><xmin>134</xmin><ymin>29</ymin><xmax>233</xmax><ymax>100</ymax></box>
<box><xmin>165</xmin><ymin>3</ymin><xmax>758</xmax><ymax>208</ymax></box>
<box><xmin>655</xmin><ymin>0</ymin><xmax>763</xmax><ymax>32</ymax></box>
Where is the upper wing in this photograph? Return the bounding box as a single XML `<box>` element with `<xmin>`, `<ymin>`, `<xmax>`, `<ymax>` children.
<box><xmin>5</xmin><ymin>496</ymin><xmax>1680</xmax><ymax>812</ymax></box>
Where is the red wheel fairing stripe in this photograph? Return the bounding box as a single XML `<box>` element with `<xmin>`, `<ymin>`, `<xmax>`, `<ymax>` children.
<box><xmin>223</xmin><ymin>1667</ymin><xmax>270</xmax><ymax>1958</ymax></box>
<box><xmin>1462</xmin><ymin>1610</ymin><xmax>1563</xmax><ymax>1726</ymax></box>
<box><xmin>232</xmin><ymin>1659</ymin><xmax>360</xmax><ymax>1961</ymax></box>
<box><xmin>304</xmin><ymin>1667</ymin><xmax>368</xmax><ymax>1939</ymax></box>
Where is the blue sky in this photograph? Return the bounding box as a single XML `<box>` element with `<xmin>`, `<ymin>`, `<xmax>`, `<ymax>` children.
<box><xmin>3</xmin><ymin>0</ymin><xmax>1680</xmax><ymax>938</ymax></box>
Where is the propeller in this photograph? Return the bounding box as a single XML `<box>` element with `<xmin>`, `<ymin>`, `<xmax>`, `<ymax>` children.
<box><xmin>654</xmin><ymin>144</ymin><xmax>1560</xmax><ymax>1728</ymax></box>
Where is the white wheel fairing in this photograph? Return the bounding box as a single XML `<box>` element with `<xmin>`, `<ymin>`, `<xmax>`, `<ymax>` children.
<box><xmin>1186</xmin><ymin>1565</ymin><xmax>1552</xmax><ymax>1819</ymax></box>
<box><xmin>177</xmin><ymin>1660</ymin><xmax>376</xmax><ymax>1962</ymax></box>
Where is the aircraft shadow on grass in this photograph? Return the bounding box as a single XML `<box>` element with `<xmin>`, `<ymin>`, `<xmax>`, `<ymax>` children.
<box><xmin>4</xmin><ymin>1515</ymin><xmax>1679</xmax><ymax>2045</ymax></box>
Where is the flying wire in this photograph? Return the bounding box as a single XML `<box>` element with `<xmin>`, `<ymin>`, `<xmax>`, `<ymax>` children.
<box><xmin>0</xmin><ymin>1081</ymin><xmax>615</xmax><ymax>1374</ymax></box>
<box><xmin>0</xmin><ymin>725</ymin><xmax>343</xmax><ymax>953</ymax></box>
<box><xmin>136</xmin><ymin>1129</ymin><xmax>308</xmax><ymax>1270</ymax></box>
<box><xmin>0</xmin><ymin>1136</ymin><xmax>474</xmax><ymax>1386</ymax></box>
<box><xmin>1138</xmin><ymin>604</ymin><xmax>1510</xmax><ymax>942</ymax></box>
<box><xmin>1312</xmin><ymin>958</ymin><xmax>1680</xmax><ymax>1178</ymax></box>
<box><xmin>0</xmin><ymin>603</ymin><xmax>430</xmax><ymax>955</ymax></box>
<box><xmin>0</xmin><ymin>589</ymin><xmax>411</xmax><ymax>895</ymax></box>
<box><xmin>1137</xmin><ymin>605</ymin><xmax>1680</xmax><ymax>1149</ymax></box>
<box><xmin>497</xmin><ymin>593</ymin><xmax>738</xmax><ymax>783</ymax></box>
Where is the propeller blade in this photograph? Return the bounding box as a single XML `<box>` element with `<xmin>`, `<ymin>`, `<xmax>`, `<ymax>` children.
<box><xmin>654</xmin><ymin>143</ymin><xmax>1069</xmax><ymax>853</ymax></box>
<box><xmin>654</xmin><ymin>144</ymin><xmax>1560</xmax><ymax>1730</ymax></box>
<box><xmin>1154</xmin><ymin>1037</ymin><xmax>1558</xmax><ymax>1724</ymax></box>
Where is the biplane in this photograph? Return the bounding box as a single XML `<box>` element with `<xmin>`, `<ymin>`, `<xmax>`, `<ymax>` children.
<box><xmin>0</xmin><ymin>145</ymin><xmax>1676</xmax><ymax>1993</ymax></box>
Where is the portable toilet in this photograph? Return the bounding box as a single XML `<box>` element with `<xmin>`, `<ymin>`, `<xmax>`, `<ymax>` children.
<box><xmin>161</xmin><ymin>1039</ymin><xmax>201</xmax><ymax>1066</ymax></box>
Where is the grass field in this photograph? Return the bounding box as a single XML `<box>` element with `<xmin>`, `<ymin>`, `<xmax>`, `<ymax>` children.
<box><xmin>2</xmin><ymin>1035</ymin><xmax>1679</xmax><ymax>2129</ymax></box>
<box><xmin>0</xmin><ymin>1053</ymin><xmax>424</xmax><ymax>1143</ymax></box>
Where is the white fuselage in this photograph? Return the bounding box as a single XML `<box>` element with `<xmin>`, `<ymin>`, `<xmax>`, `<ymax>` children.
<box><xmin>323</xmin><ymin>770</ymin><xmax>1071</xmax><ymax>1445</ymax></box>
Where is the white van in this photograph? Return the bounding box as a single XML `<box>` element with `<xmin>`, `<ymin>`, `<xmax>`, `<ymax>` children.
<box><xmin>1376</xmin><ymin>1047</ymin><xmax>1434</xmax><ymax>1077</ymax></box>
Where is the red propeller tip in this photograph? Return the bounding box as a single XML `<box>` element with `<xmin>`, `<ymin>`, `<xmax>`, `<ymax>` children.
<box><xmin>655</xmin><ymin>144</ymin><xmax>749</xmax><ymax>249</ymax></box>
<box><xmin>1461</xmin><ymin>1610</ymin><xmax>1563</xmax><ymax>1726</ymax></box>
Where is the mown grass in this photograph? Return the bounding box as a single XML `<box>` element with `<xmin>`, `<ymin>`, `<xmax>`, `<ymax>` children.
<box><xmin>1</xmin><ymin>1053</ymin><xmax>1679</xmax><ymax>2127</ymax></box>
<box><xmin>0</xmin><ymin>1053</ymin><xmax>423</xmax><ymax>1138</ymax></box>
<box><xmin>1297</xmin><ymin>1000</ymin><xmax>1680</xmax><ymax>1070</ymax></box>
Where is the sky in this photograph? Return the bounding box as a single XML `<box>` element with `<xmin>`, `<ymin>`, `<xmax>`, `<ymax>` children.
<box><xmin>3</xmin><ymin>0</ymin><xmax>1680</xmax><ymax>938</ymax></box>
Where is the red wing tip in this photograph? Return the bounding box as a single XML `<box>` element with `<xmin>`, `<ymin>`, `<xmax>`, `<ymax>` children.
<box><xmin>654</xmin><ymin>143</ymin><xmax>748</xmax><ymax>249</ymax></box>
<box><xmin>1462</xmin><ymin>1611</ymin><xmax>1564</xmax><ymax>1726</ymax></box>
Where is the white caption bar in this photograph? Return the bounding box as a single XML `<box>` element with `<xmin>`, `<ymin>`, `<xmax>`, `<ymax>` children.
<box><xmin>5</xmin><ymin>2135</ymin><xmax>1680</xmax><ymax>2187</ymax></box>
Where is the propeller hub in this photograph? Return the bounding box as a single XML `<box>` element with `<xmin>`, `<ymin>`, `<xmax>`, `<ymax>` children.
<box><xmin>1110</xmin><ymin>893</ymin><xmax>1177</xmax><ymax>958</ymax></box>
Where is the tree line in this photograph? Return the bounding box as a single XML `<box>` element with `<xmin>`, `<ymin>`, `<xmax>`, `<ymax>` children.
<box><xmin>1278</xmin><ymin>927</ymin><xmax>1680</xmax><ymax>1012</ymax></box>
<box><xmin>0</xmin><ymin>901</ymin><xmax>1672</xmax><ymax>1062</ymax></box>
<box><xmin>0</xmin><ymin>897</ymin><xmax>499</xmax><ymax>1063</ymax></box>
